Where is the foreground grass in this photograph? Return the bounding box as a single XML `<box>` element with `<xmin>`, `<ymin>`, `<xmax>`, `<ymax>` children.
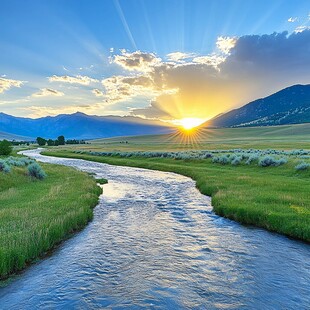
<box><xmin>43</xmin><ymin>149</ymin><xmax>310</xmax><ymax>242</ymax></box>
<box><xmin>0</xmin><ymin>162</ymin><xmax>102</xmax><ymax>280</ymax></box>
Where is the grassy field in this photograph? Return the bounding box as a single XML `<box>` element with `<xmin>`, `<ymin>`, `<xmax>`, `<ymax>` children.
<box><xmin>41</xmin><ymin>123</ymin><xmax>310</xmax><ymax>242</ymax></box>
<box><xmin>0</xmin><ymin>159</ymin><xmax>102</xmax><ymax>280</ymax></box>
<box><xmin>80</xmin><ymin>123</ymin><xmax>310</xmax><ymax>152</ymax></box>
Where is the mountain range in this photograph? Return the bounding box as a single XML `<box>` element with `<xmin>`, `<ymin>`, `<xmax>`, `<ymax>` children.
<box><xmin>204</xmin><ymin>84</ymin><xmax>310</xmax><ymax>128</ymax></box>
<box><xmin>0</xmin><ymin>84</ymin><xmax>309</xmax><ymax>140</ymax></box>
<box><xmin>0</xmin><ymin>112</ymin><xmax>174</xmax><ymax>140</ymax></box>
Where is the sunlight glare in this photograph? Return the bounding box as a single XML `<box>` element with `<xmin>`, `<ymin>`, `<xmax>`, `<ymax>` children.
<box><xmin>177</xmin><ymin>118</ymin><xmax>205</xmax><ymax>130</ymax></box>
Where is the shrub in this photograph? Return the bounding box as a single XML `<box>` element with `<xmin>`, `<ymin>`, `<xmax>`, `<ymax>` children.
<box><xmin>295</xmin><ymin>162</ymin><xmax>310</xmax><ymax>171</ymax></box>
<box><xmin>0</xmin><ymin>140</ymin><xmax>12</xmax><ymax>155</ymax></box>
<box><xmin>231</xmin><ymin>156</ymin><xmax>242</xmax><ymax>166</ymax></box>
<box><xmin>0</xmin><ymin>160</ymin><xmax>11</xmax><ymax>173</ymax></box>
<box><xmin>258</xmin><ymin>156</ymin><xmax>287</xmax><ymax>167</ymax></box>
<box><xmin>213</xmin><ymin>155</ymin><xmax>230</xmax><ymax>165</ymax></box>
<box><xmin>245</xmin><ymin>155</ymin><xmax>259</xmax><ymax>165</ymax></box>
<box><xmin>27</xmin><ymin>163</ymin><xmax>47</xmax><ymax>180</ymax></box>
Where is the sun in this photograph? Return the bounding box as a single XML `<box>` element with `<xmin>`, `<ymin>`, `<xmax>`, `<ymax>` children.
<box><xmin>177</xmin><ymin>118</ymin><xmax>205</xmax><ymax>130</ymax></box>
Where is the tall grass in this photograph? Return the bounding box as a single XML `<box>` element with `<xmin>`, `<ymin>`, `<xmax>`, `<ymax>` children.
<box><xmin>0</xmin><ymin>163</ymin><xmax>102</xmax><ymax>280</ymax></box>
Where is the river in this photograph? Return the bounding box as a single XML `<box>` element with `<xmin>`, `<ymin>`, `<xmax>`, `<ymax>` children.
<box><xmin>0</xmin><ymin>149</ymin><xmax>309</xmax><ymax>309</ymax></box>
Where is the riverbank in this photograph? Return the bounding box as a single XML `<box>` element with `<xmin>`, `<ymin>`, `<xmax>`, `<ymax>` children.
<box><xmin>42</xmin><ymin>149</ymin><xmax>310</xmax><ymax>242</ymax></box>
<box><xmin>0</xmin><ymin>160</ymin><xmax>102</xmax><ymax>280</ymax></box>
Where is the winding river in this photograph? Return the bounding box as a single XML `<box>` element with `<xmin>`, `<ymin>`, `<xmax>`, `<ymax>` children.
<box><xmin>0</xmin><ymin>149</ymin><xmax>309</xmax><ymax>309</ymax></box>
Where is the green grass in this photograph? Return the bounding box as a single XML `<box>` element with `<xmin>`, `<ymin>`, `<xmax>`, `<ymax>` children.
<box><xmin>0</xmin><ymin>161</ymin><xmax>102</xmax><ymax>280</ymax></box>
<box><xmin>42</xmin><ymin>149</ymin><xmax>310</xmax><ymax>243</ymax></box>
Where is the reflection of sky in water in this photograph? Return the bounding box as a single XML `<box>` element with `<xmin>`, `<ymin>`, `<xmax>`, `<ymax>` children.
<box><xmin>1</xmin><ymin>149</ymin><xmax>308</xmax><ymax>309</ymax></box>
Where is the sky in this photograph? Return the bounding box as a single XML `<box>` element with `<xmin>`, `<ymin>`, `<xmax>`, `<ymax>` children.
<box><xmin>1</xmin><ymin>0</ymin><xmax>310</xmax><ymax>124</ymax></box>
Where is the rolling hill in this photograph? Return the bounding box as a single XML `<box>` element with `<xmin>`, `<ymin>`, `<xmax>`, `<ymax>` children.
<box><xmin>0</xmin><ymin>112</ymin><xmax>174</xmax><ymax>140</ymax></box>
<box><xmin>204</xmin><ymin>84</ymin><xmax>310</xmax><ymax>128</ymax></box>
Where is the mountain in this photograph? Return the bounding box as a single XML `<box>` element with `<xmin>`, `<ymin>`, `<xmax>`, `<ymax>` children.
<box><xmin>0</xmin><ymin>112</ymin><xmax>175</xmax><ymax>140</ymax></box>
<box><xmin>0</xmin><ymin>131</ymin><xmax>31</xmax><ymax>141</ymax></box>
<box><xmin>204</xmin><ymin>84</ymin><xmax>310</xmax><ymax>128</ymax></box>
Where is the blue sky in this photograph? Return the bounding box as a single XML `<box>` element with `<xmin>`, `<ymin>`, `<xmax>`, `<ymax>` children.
<box><xmin>0</xmin><ymin>0</ymin><xmax>310</xmax><ymax>121</ymax></box>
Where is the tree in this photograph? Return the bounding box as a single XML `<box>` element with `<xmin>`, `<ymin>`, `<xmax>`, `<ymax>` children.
<box><xmin>47</xmin><ymin>139</ymin><xmax>55</xmax><ymax>146</ymax></box>
<box><xmin>57</xmin><ymin>135</ymin><xmax>65</xmax><ymax>145</ymax></box>
<box><xmin>0</xmin><ymin>140</ymin><xmax>12</xmax><ymax>155</ymax></box>
<box><xmin>36</xmin><ymin>137</ymin><xmax>46</xmax><ymax>146</ymax></box>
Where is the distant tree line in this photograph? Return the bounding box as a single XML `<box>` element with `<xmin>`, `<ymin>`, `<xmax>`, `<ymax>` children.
<box><xmin>36</xmin><ymin>136</ymin><xmax>86</xmax><ymax>146</ymax></box>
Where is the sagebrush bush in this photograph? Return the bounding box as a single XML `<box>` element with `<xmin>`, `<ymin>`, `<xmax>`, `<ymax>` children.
<box><xmin>0</xmin><ymin>160</ymin><xmax>11</xmax><ymax>173</ymax></box>
<box><xmin>245</xmin><ymin>155</ymin><xmax>259</xmax><ymax>165</ymax></box>
<box><xmin>231</xmin><ymin>156</ymin><xmax>242</xmax><ymax>166</ymax></box>
<box><xmin>295</xmin><ymin>162</ymin><xmax>310</xmax><ymax>171</ymax></box>
<box><xmin>27</xmin><ymin>163</ymin><xmax>47</xmax><ymax>180</ymax></box>
<box><xmin>258</xmin><ymin>156</ymin><xmax>287</xmax><ymax>167</ymax></box>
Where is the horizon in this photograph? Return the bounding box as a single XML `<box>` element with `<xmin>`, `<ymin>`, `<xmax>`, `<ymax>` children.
<box><xmin>1</xmin><ymin>0</ymin><xmax>310</xmax><ymax>126</ymax></box>
<box><xmin>1</xmin><ymin>82</ymin><xmax>308</xmax><ymax>123</ymax></box>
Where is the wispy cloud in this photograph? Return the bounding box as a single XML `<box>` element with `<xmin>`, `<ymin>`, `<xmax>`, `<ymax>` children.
<box><xmin>288</xmin><ymin>17</ymin><xmax>298</xmax><ymax>22</ymax></box>
<box><xmin>49</xmin><ymin>75</ymin><xmax>98</xmax><ymax>85</ymax></box>
<box><xmin>192</xmin><ymin>54</ymin><xmax>226</xmax><ymax>67</ymax></box>
<box><xmin>32</xmin><ymin>88</ymin><xmax>64</xmax><ymax>97</ymax></box>
<box><xmin>294</xmin><ymin>25</ymin><xmax>310</xmax><ymax>33</ymax></box>
<box><xmin>166</xmin><ymin>52</ymin><xmax>196</xmax><ymax>62</ymax></box>
<box><xmin>0</xmin><ymin>77</ymin><xmax>24</xmax><ymax>93</ymax></box>
<box><xmin>23</xmin><ymin>103</ymin><xmax>102</xmax><ymax>118</ymax></box>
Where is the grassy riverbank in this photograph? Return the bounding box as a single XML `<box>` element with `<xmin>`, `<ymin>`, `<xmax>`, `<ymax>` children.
<box><xmin>42</xmin><ymin>149</ymin><xmax>310</xmax><ymax>242</ymax></box>
<box><xmin>0</xmin><ymin>160</ymin><xmax>102</xmax><ymax>280</ymax></box>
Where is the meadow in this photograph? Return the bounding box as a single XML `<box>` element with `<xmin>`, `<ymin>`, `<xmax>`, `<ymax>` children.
<box><xmin>0</xmin><ymin>155</ymin><xmax>102</xmax><ymax>280</ymax></box>
<box><xmin>42</xmin><ymin>124</ymin><xmax>310</xmax><ymax>242</ymax></box>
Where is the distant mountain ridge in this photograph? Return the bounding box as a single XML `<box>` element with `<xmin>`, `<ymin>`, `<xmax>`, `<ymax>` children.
<box><xmin>204</xmin><ymin>84</ymin><xmax>310</xmax><ymax>128</ymax></box>
<box><xmin>0</xmin><ymin>131</ymin><xmax>31</xmax><ymax>141</ymax></box>
<box><xmin>0</xmin><ymin>112</ymin><xmax>174</xmax><ymax>140</ymax></box>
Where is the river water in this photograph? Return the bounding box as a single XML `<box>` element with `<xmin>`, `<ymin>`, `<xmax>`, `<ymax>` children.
<box><xmin>0</xmin><ymin>149</ymin><xmax>309</xmax><ymax>309</ymax></box>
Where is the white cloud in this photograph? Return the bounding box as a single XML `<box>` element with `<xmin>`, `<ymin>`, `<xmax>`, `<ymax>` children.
<box><xmin>216</xmin><ymin>36</ymin><xmax>237</xmax><ymax>54</ymax></box>
<box><xmin>166</xmin><ymin>52</ymin><xmax>196</xmax><ymax>62</ymax></box>
<box><xmin>294</xmin><ymin>25</ymin><xmax>310</xmax><ymax>33</ymax></box>
<box><xmin>0</xmin><ymin>77</ymin><xmax>24</xmax><ymax>93</ymax></box>
<box><xmin>32</xmin><ymin>88</ymin><xmax>64</xmax><ymax>97</ymax></box>
<box><xmin>192</xmin><ymin>54</ymin><xmax>226</xmax><ymax>68</ymax></box>
<box><xmin>288</xmin><ymin>17</ymin><xmax>298</xmax><ymax>22</ymax></box>
<box><xmin>113</xmin><ymin>50</ymin><xmax>161</xmax><ymax>72</ymax></box>
<box><xmin>49</xmin><ymin>75</ymin><xmax>99</xmax><ymax>85</ymax></box>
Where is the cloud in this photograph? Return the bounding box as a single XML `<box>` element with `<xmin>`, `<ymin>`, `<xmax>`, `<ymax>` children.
<box><xmin>288</xmin><ymin>17</ymin><xmax>298</xmax><ymax>22</ymax></box>
<box><xmin>0</xmin><ymin>77</ymin><xmax>24</xmax><ymax>93</ymax></box>
<box><xmin>294</xmin><ymin>26</ymin><xmax>310</xmax><ymax>33</ymax></box>
<box><xmin>192</xmin><ymin>54</ymin><xmax>226</xmax><ymax>67</ymax></box>
<box><xmin>102</xmin><ymin>71</ymin><xmax>178</xmax><ymax>104</ymax></box>
<box><xmin>118</xmin><ymin>30</ymin><xmax>310</xmax><ymax>120</ymax></box>
<box><xmin>49</xmin><ymin>75</ymin><xmax>98</xmax><ymax>85</ymax></box>
<box><xmin>216</xmin><ymin>36</ymin><xmax>237</xmax><ymax>54</ymax></box>
<box><xmin>32</xmin><ymin>88</ymin><xmax>64</xmax><ymax>97</ymax></box>
<box><xmin>113</xmin><ymin>50</ymin><xmax>161</xmax><ymax>72</ymax></box>
<box><xmin>92</xmin><ymin>88</ymin><xmax>104</xmax><ymax>97</ymax></box>
<box><xmin>166</xmin><ymin>52</ymin><xmax>196</xmax><ymax>62</ymax></box>
<box><xmin>23</xmin><ymin>103</ymin><xmax>102</xmax><ymax>117</ymax></box>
